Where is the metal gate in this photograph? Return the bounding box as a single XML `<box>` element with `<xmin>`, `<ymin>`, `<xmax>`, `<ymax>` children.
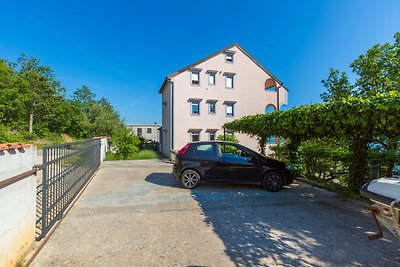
<box><xmin>37</xmin><ymin>139</ymin><xmax>101</xmax><ymax>239</ymax></box>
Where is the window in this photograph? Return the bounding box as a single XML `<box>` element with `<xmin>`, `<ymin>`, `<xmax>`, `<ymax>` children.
<box><xmin>225</xmin><ymin>53</ymin><xmax>234</xmax><ymax>63</ymax></box>
<box><xmin>209</xmin><ymin>131</ymin><xmax>216</xmax><ymax>141</ymax></box>
<box><xmin>208</xmin><ymin>73</ymin><xmax>216</xmax><ymax>85</ymax></box>
<box><xmin>266</xmin><ymin>136</ymin><xmax>277</xmax><ymax>145</ymax></box>
<box><xmin>265</xmin><ymin>78</ymin><xmax>276</xmax><ymax>92</ymax></box>
<box><xmin>226</xmin><ymin>76</ymin><xmax>234</xmax><ymax>88</ymax></box>
<box><xmin>265</xmin><ymin>86</ymin><xmax>276</xmax><ymax>92</ymax></box>
<box><xmin>191</xmin><ymin>131</ymin><xmax>200</xmax><ymax>142</ymax></box>
<box><xmin>219</xmin><ymin>144</ymin><xmax>254</xmax><ymax>163</ymax></box>
<box><xmin>208</xmin><ymin>102</ymin><xmax>216</xmax><ymax>114</ymax></box>
<box><xmin>226</xmin><ymin>103</ymin><xmax>234</xmax><ymax>116</ymax></box>
<box><xmin>137</xmin><ymin>128</ymin><xmax>142</xmax><ymax>137</ymax></box>
<box><xmin>191</xmin><ymin>101</ymin><xmax>200</xmax><ymax>115</ymax></box>
<box><xmin>191</xmin><ymin>71</ymin><xmax>200</xmax><ymax>85</ymax></box>
<box><xmin>193</xmin><ymin>144</ymin><xmax>216</xmax><ymax>156</ymax></box>
<box><xmin>265</xmin><ymin>105</ymin><xmax>276</xmax><ymax>113</ymax></box>
<box><xmin>147</xmin><ymin>128</ymin><xmax>152</xmax><ymax>134</ymax></box>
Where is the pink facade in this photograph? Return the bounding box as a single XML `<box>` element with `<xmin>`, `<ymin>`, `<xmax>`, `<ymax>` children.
<box><xmin>160</xmin><ymin>44</ymin><xmax>288</xmax><ymax>157</ymax></box>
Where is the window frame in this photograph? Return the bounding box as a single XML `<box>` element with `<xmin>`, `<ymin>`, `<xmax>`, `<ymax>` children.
<box><xmin>218</xmin><ymin>143</ymin><xmax>255</xmax><ymax>162</ymax></box>
<box><xmin>192</xmin><ymin>143</ymin><xmax>217</xmax><ymax>156</ymax></box>
<box><xmin>208</xmin><ymin>72</ymin><xmax>216</xmax><ymax>85</ymax></box>
<box><xmin>208</xmin><ymin>131</ymin><xmax>216</xmax><ymax>141</ymax></box>
<box><xmin>190</xmin><ymin>101</ymin><xmax>200</xmax><ymax>115</ymax></box>
<box><xmin>147</xmin><ymin>128</ymin><xmax>152</xmax><ymax>134</ymax></box>
<box><xmin>191</xmin><ymin>71</ymin><xmax>200</xmax><ymax>86</ymax></box>
<box><xmin>225</xmin><ymin>103</ymin><xmax>235</xmax><ymax>117</ymax></box>
<box><xmin>208</xmin><ymin>102</ymin><xmax>216</xmax><ymax>114</ymax></box>
<box><xmin>225</xmin><ymin>53</ymin><xmax>234</xmax><ymax>63</ymax></box>
<box><xmin>190</xmin><ymin>131</ymin><xmax>200</xmax><ymax>142</ymax></box>
<box><xmin>225</xmin><ymin>75</ymin><xmax>234</xmax><ymax>89</ymax></box>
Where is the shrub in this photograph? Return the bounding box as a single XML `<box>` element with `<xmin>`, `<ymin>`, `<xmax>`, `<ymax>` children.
<box><xmin>217</xmin><ymin>134</ymin><xmax>239</xmax><ymax>143</ymax></box>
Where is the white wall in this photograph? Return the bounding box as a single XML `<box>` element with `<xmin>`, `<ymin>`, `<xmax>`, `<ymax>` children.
<box><xmin>161</xmin><ymin>83</ymin><xmax>172</xmax><ymax>156</ymax></box>
<box><xmin>127</xmin><ymin>125</ymin><xmax>160</xmax><ymax>142</ymax></box>
<box><xmin>0</xmin><ymin>145</ymin><xmax>37</xmax><ymax>267</ymax></box>
<box><xmin>99</xmin><ymin>137</ymin><xmax>108</xmax><ymax>162</ymax></box>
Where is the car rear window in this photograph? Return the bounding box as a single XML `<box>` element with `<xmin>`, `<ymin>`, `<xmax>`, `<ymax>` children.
<box><xmin>192</xmin><ymin>144</ymin><xmax>216</xmax><ymax>156</ymax></box>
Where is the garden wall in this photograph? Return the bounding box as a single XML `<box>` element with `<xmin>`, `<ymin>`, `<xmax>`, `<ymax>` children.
<box><xmin>0</xmin><ymin>144</ymin><xmax>37</xmax><ymax>267</ymax></box>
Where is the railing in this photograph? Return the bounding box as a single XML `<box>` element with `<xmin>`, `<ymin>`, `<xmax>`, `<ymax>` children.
<box><xmin>37</xmin><ymin>139</ymin><xmax>101</xmax><ymax>239</ymax></box>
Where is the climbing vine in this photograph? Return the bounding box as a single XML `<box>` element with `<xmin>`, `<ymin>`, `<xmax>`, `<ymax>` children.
<box><xmin>224</xmin><ymin>92</ymin><xmax>400</xmax><ymax>192</ymax></box>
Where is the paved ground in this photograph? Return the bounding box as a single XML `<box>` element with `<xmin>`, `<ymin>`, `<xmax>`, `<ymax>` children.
<box><xmin>31</xmin><ymin>160</ymin><xmax>400</xmax><ymax>267</ymax></box>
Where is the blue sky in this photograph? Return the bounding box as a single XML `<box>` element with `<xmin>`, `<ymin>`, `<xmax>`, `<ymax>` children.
<box><xmin>1</xmin><ymin>0</ymin><xmax>399</xmax><ymax>123</ymax></box>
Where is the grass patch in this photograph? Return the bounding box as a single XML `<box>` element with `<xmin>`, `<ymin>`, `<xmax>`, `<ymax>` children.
<box><xmin>105</xmin><ymin>150</ymin><xmax>158</xmax><ymax>161</ymax></box>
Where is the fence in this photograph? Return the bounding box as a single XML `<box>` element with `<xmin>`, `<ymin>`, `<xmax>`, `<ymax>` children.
<box><xmin>37</xmin><ymin>139</ymin><xmax>101</xmax><ymax>239</ymax></box>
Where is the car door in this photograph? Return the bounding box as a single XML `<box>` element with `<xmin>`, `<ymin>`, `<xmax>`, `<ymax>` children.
<box><xmin>190</xmin><ymin>143</ymin><xmax>219</xmax><ymax>180</ymax></box>
<box><xmin>214</xmin><ymin>143</ymin><xmax>264</xmax><ymax>183</ymax></box>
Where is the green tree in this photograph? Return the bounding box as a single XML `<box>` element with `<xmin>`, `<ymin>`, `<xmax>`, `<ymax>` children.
<box><xmin>72</xmin><ymin>85</ymin><xmax>96</xmax><ymax>113</ymax></box>
<box><xmin>320</xmin><ymin>68</ymin><xmax>353</xmax><ymax>103</ymax></box>
<box><xmin>351</xmin><ymin>32</ymin><xmax>400</xmax><ymax>97</ymax></box>
<box><xmin>110</xmin><ymin>128</ymin><xmax>140</xmax><ymax>159</ymax></box>
<box><xmin>0</xmin><ymin>60</ymin><xmax>29</xmax><ymax>129</ymax></box>
<box><xmin>15</xmin><ymin>54</ymin><xmax>65</xmax><ymax>133</ymax></box>
<box><xmin>217</xmin><ymin>134</ymin><xmax>239</xmax><ymax>143</ymax></box>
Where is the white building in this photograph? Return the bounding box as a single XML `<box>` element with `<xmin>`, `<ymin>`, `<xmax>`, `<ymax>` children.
<box><xmin>126</xmin><ymin>123</ymin><xmax>161</xmax><ymax>142</ymax></box>
<box><xmin>159</xmin><ymin>43</ymin><xmax>288</xmax><ymax>157</ymax></box>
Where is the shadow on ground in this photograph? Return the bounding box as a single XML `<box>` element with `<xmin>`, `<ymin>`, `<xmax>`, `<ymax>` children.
<box><xmin>145</xmin><ymin>172</ymin><xmax>182</xmax><ymax>188</ymax></box>
<box><xmin>145</xmin><ymin>172</ymin><xmax>400</xmax><ymax>266</ymax></box>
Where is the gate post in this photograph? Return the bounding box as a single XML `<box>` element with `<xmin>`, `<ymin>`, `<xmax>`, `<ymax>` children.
<box><xmin>40</xmin><ymin>148</ymin><xmax>48</xmax><ymax>239</ymax></box>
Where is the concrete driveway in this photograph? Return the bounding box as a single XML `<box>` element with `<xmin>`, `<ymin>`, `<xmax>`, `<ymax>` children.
<box><xmin>31</xmin><ymin>160</ymin><xmax>400</xmax><ymax>267</ymax></box>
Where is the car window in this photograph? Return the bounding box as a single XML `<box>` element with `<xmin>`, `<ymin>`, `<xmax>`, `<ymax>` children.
<box><xmin>193</xmin><ymin>144</ymin><xmax>216</xmax><ymax>156</ymax></box>
<box><xmin>219</xmin><ymin>144</ymin><xmax>254</xmax><ymax>162</ymax></box>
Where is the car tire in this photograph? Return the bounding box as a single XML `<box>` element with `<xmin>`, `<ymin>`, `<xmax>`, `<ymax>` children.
<box><xmin>263</xmin><ymin>172</ymin><xmax>284</xmax><ymax>192</ymax></box>
<box><xmin>180</xmin><ymin>169</ymin><xmax>200</xmax><ymax>189</ymax></box>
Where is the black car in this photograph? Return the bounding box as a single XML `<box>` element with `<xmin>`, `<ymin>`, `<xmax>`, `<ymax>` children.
<box><xmin>172</xmin><ymin>141</ymin><xmax>295</xmax><ymax>191</ymax></box>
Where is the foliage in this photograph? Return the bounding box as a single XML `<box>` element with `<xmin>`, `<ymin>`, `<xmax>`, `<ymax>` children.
<box><xmin>217</xmin><ymin>134</ymin><xmax>239</xmax><ymax>153</ymax></box>
<box><xmin>225</xmin><ymin>33</ymin><xmax>400</xmax><ymax>193</ymax></box>
<box><xmin>132</xmin><ymin>149</ymin><xmax>158</xmax><ymax>159</ymax></box>
<box><xmin>0</xmin><ymin>54</ymin><xmax>138</xmax><ymax>156</ymax></box>
<box><xmin>109</xmin><ymin>128</ymin><xmax>140</xmax><ymax>160</ymax></box>
<box><xmin>0</xmin><ymin>125</ymin><xmax>25</xmax><ymax>143</ymax></box>
<box><xmin>138</xmin><ymin>136</ymin><xmax>159</xmax><ymax>151</ymax></box>
<box><xmin>105</xmin><ymin>149</ymin><xmax>157</xmax><ymax>161</ymax></box>
<box><xmin>321</xmin><ymin>69</ymin><xmax>353</xmax><ymax>102</ymax></box>
<box><xmin>217</xmin><ymin>134</ymin><xmax>239</xmax><ymax>143</ymax></box>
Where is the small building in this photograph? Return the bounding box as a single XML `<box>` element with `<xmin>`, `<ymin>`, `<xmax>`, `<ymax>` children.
<box><xmin>159</xmin><ymin>43</ymin><xmax>288</xmax><ymax>158</ymax></box>
<box><xmin>126</xmin><ymin>123</ymin><xmax>161</xmax><ymax>142</ymax></box>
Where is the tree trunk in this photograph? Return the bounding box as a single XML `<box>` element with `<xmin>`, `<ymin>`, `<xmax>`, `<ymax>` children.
<box><xmin>348</xmin><ymin>137</ymin><xmax>369</xmax><ymax>192</ymax></box>
<box><xmin>258</xmin><ymin>135</ymin><xmax>266</xmax><ymax>155</ymax></box>
<box><xmin>29</xmin><ymin>110</ymin><xmax>33</xmax><ymax>133</ymax></box>
<box><xmin>287</xmin><ymin>137</ymin><xmax>300</xmax><ymax>169</ymax></box>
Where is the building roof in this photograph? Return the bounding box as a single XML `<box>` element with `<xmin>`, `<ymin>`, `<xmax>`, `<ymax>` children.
<box><xmin>126</xmin><ymin>123</ymin><xmax>161</xmax><ymax>127</ymax></box>
<box><xmin>159</xmin><ymin>43</ymin><xmax>286</xmax><ymax>93</ymax></box>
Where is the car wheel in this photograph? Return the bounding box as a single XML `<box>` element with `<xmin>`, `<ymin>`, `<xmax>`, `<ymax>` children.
<box><xmin>180</xmin><ymin>169</ymin><xmax>200</xmax><ymax>189</ymax></box>
<box><xmin>263</xmin><ymin>172</ymin><xmax>284</xmax><ymax>192</ymax></box>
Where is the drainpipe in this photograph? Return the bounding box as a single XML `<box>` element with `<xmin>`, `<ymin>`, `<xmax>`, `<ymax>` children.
<box><xmin>276</xmin><ymin>84</ymin><xmax>282</xmax><ymax>111</ymax></box>
<box><xmin>169</xmin><ymin>78</ymin><xmax>174</xmax><ymax>151</ymax></box>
